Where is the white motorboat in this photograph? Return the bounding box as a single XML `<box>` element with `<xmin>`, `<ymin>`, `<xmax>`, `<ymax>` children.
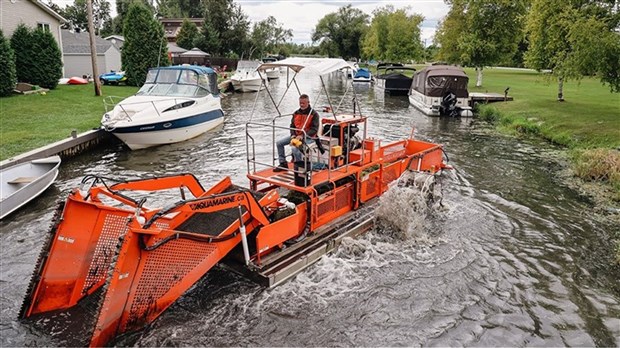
<box><xmin>261</xmin><ymin>56</ymin><xmax>280</xmax><ymax>80</ymax></box>
<box><xmin>101</xmin><ymin>65</ymin><xmax>225</xmax><ymax>150</ymax></box>
<box><xmin>408</xmin><ymin>65</ymin><xmax>473</xmax><ymax>117</ymax></box>
<box><xmin>1</xmin><ymin>155</ymin><xmax>61</xmax><ymax>220</ymax></box>
<box><xmin>230</xmin><ymin>60</ymin><xmax>266</xmax><ymax>92</ymax></box>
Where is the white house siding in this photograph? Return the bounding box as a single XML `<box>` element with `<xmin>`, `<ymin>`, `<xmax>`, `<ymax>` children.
<box><xmin>1</xmin><ymin>0</ymin><xmax>66</xmax><ymax>75</ymax></box>
<box><xmin>104</xmin><ymin>46</ymin><xmax>121</xmax><ymax>73</ymax></box>
<box><xmin>63</xmin><ymin>54</ymin><xmax>107</xmax><ymax>78</ymax></box>
<box><xmin>1</xmin><ymin>0</ymin><xmax>62</xmax><ymax>45</ymax></box>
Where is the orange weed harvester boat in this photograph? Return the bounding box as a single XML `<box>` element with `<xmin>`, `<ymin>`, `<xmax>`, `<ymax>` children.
<box><xmin>20</xmin><ymin>58</ymin><xmax>451</xmax><ymax>346</ymax></box>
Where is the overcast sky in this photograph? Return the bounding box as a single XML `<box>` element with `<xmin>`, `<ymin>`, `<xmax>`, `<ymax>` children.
<box><xmin>51</xmin><ymin>0</ymin><xmax>449</xmax><ymax>45</ymax></box>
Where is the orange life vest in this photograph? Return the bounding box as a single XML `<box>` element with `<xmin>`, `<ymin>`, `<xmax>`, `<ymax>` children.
<box><xmin>292</xmin><ymin>110</ymin><xmax>314</xmax><ymax>136</ymax></box>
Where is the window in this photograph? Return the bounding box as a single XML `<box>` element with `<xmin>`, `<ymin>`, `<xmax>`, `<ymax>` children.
<box><xmin>37</xmin><ymin>23</ymin><xmax>50</xmax><ymax>31</ymax></box>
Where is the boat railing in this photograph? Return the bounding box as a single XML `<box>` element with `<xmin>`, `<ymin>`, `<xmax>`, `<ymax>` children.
<box><xmin>246</xmin><ymin>119</ymin><xmax>363</xmax><ymax>186</ymax></box>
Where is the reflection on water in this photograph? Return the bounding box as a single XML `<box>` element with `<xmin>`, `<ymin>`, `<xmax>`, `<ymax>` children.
<box><xmin>1</xmin><ymin>75</ymin><xmax>619</xmax><ymax>347</ymax></box>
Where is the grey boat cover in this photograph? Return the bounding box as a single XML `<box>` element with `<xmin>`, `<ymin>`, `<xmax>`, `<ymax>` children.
<box><xmin>410</xmin><ymin>65</ymin><xmax>469</xmax><ymax>98</ymax></box>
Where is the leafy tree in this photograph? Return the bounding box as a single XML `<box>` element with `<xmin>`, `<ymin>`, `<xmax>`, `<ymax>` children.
<box><xmin>122</xmin><ymin>2</ymin><xmax>169</xmax><ymax>86</ymax></box>
<box><xmin>385</xmin><ymin>9</ymin><xmax>424</xmax><ymax>62</ymax></box>
<box><xmin>196</xmin><ymin>0</ymin><xmax>251</xmax><ymax>57</ymax></box>
<box><xmin>0</xmin><ymin>30</ymin><xmax>17</xmax><ymax>97</ymax></box>
<box><xmin>156</xmin><ymin>0</ymin><xmax>205</xmax><ymax>18</ymax></box>
<box><xmin>111</xmin><ymin>0</ymin><xmax>154</xmax><ymax>35</ymax></box>
<box><xmin>435</xmin><ymin>0</ymin><xmax>527</xmax><ymax>87</ymax></box>
<box><xmin>30</xmin><ymin>28</ymin><xmax>63</xmax><ymax>89</ymax></box>
<box><xmin>525</xmin><ymin>0</ymin><xmax>620</xmax><ymax>100</ymax></box>
<box><xmin>10</xmin><ymin>24</ymin><xmax>36</xmax><ymax>84</ymax></box>
<box><xmin>249</xmin><ymin>16</ymin><xmax>292</xmax><ymax>59</ymax></box>
<box><xmin>176</xmin><ymin>19</ymin><xmax>199</xmax><ymax>49</ymax></box>
<box><xmin>312</xmin><ymin>5</ymin><xmax>369</xmax><ymax>60</ymax></box>
<box><xmin>62</xmin><ymin>0</ymin><xmax>112</xmax><ymax>34</ymax></box>
<box><xmin>362</xmin><ymin>6</ymin><xmax>424</xmax><ymax>63</ymax></box>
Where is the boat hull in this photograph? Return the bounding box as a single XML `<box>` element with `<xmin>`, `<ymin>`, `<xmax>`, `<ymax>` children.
<box><xmin>0</xmin><ymin>156</ymin><xmax>61</xmax><ymax>220</ymax></box>
<box><xmin>110</xmin><ymin>110</ymin><xmax>224</xmax><ymax>150</ymax></box>
<box><xmin>231</xmin><ymin>77</ymin><xmax>264</xmax><ymax>92</ymax></box>
<box><xmin>408</xmin><ymin>90</ymin><xmax>473</xmax><ymax>117</ymax></box>
<box><xmin>374</xmin><ymin>77</ymin><xmax>412</xmax><ymax>95</ymax></box>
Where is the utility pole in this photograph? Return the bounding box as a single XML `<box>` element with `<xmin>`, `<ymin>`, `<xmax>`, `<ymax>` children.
<box><xmin>87</xmin><ymin>0</ymin><xmax>102</xmax><ymax>96</ymax></box>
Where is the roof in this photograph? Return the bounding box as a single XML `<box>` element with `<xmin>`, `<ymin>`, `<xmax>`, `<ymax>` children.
<box><xmin>167</xmin><ymin>42</ymin><xmax>188</xmax><ymax>54</ymax></box>
<box><xmin>152</xmin><ymin>65</ymin><xmax>216</xmax><ymax>75</ymax></box>
<box><xmin>180</xmin><ymin>47</ymin><xmax>210</xmax><ymax>57</ymax></box>
<box><xmin>103</xmin><ymin>35</ymin><xmax>125</xmax><ymax>42</ymax></box>
<box><xmin>34</xmin><ymin>1</ymin><xmax>67</xmax><ymax>22</ymax></box>
<box><xmin>61</xmin><ymin>30</ymin><xmax>113</xmax><ymax>54</ymax></box>
<box><xmin>421</xmin><ymin>65</ymin><xmax>468</xmax><ymax>78</ymax></box>
<box><xmin>258</xmin><ymin>57</ymin><xmax>354</xmax><ymax>75</ymax></box>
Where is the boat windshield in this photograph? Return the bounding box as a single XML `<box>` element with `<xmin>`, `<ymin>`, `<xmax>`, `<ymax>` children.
<box><xmin>137</xmin><ymin>68</ymin><xmax>216</xmax><ymax>97</ymax></box>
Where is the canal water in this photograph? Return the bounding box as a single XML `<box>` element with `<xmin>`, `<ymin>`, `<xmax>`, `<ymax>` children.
<box><xmin>1</xmin><ymin>73</ymin><xmax>619</xmax><ymax>347</ymax></box>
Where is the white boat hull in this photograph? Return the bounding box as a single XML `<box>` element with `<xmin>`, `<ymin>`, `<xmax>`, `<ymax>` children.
<box><xmin>103</xmin><ymin>95</ymin><xmax>224</xmax><ymax>149</ymax></box>
<box><xmin>1</xmin><ymin>156</ymin><xmax>61</xmax><ymax>220</ymax></box>
<box><xmin>109</xmin><ymin>111</ymin><xmax>224</xmax><ymax>150</ymax></box>
<box><xmin>231</xmin><ymin>77</ymin><xmax>264</xmax><ymax>92</ymax></box>
<box><xmin>408</xmin><ymin>90</ymin><xmax>473</xmax><ymax>117</ymax></box>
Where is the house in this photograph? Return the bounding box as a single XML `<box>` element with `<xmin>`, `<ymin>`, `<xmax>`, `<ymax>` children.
<box><xmin>159</xmin><ymin>18</ymin><xmax>203</xmax><ymax>42</ymax></box>
<box><xmin>103</xmin><ymin>34</ymin><xmax>124</xmax><ymax>49</ymax></box>
<box><xmin>61</xmin><ymin>29</ymin><xmax>121</xmax><ymax>78</ymax></box>
<box><xmin>0</xmin><ymin>0</ymin><xmax>67</xmax><ymax>72</ymax></box>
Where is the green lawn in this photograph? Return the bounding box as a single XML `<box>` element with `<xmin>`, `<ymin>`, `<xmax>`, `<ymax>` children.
<box><xmin>465</xmin><ymin>67</ymin><xmax>620</xmax><ymax>149</ymax></box>
<box><xmin>0</xmin><ymin>84</ymin><xmax>138</xmax><ymax>160</ymax></box>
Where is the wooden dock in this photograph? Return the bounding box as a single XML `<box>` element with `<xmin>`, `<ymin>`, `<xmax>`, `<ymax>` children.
<box><xmin>469</xmin><ymin>92</ymin><xmax>513</xmax><ymax>106</ymax></box>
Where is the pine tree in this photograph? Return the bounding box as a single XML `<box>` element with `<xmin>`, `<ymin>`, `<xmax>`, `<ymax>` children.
<box><xmin>10</xmin><ymin>24</ymin><xmax>35</xmax><ymax>84</ymax></box>
<box><xmin>0</xmin><ymin>30</ymin><xmax>17</xmax><ymax>97</ymax></box>
<box><xmin>176</xmin><ymin>19</ymin><xmax>199</xmax><ymax>50</ymax></box>
<box><xmin>122</xmin><ymin>2</ymin><xmax>169</xmax><ymax>86</ymax></box>
<box><xmin>30</xmin><ymin>28</ymin><xmax>63</xmax><ymax>89</ymax></box>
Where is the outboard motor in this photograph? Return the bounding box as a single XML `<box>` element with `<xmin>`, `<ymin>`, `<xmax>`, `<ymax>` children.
<box><xmin>440</xmin><ymin>91</ymin><xmax>458</xmax><ymax>117</ymax></box>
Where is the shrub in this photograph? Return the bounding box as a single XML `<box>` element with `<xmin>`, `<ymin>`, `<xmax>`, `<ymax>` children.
<box><xmin>0</xmin><ymin>30</ymin><xmax>17</xmax><ymax>97</ymax></box>
<box><xmin>30</xmin><ymin>29</ymin><xmax>63</xmax><ymax>89</ymax></box>
<box><xmin>10</xmin><ymin>24</ymin><xmax>35</xmax><ymax>83</ymax></box>
<box><xmin>476</xmin><ymin>104</ymin><xmax>501</xmax><ymax>123</ymax></box>
<box><xmin>573</xmin><ymin>148</ymin><xmax>620</xmax><ymax>186</ymax></box>
<box><xmin>122</xmin><ymin>2</ymin><xmax>169</xmax><ymax>86</ymax></box>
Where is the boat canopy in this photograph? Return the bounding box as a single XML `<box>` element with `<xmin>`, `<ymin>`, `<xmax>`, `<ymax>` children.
<box><xmin>140</xmin><ymin>65</ymin><xmax>218</xmax><ymax>96</ymax></box>
<box><xmin>410</xmin><ymin>65</ymin><xmax>469</xmax><ymax>98</ymax></box>
<box><xmin>354</xmin><ymin>68</ymin><xmax>371</xmax><ymax>79</ymax></box>
<box><xmin>258</xmin><ymin>57</ymin><xmax>355</xmax><ymax>75</ymax></box>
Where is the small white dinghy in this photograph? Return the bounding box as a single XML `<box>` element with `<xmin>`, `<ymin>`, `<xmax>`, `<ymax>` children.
<box><xmin>0</xmin><ymin>155</ymin><xmax>61</xmax><ymax>220</ymax></box>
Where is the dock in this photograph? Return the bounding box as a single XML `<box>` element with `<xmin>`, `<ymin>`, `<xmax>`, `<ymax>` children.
<box><xmin>469</xmin><ymin>92</ymin><xmax>513</xmax><ymax>106</ymax></box>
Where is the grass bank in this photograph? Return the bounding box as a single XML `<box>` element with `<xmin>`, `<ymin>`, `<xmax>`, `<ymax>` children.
<box><xmin>0</xmin><ymin>84</ymin><xmax>138</xmax><ymax>160</ymax></box>
<box><xmin>469</xmin><ymin>68</ymin><xmax>620</xmax><ymax>198</ymax></box>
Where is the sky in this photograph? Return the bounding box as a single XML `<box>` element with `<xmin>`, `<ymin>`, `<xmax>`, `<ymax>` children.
<box><xmin>50</xmin><ymin>0</ymin><xmax>449</xmax><ymax>45</ymax></box>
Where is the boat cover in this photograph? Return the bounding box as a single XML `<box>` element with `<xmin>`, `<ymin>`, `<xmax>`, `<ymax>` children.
<box><xmin>410</xmin><ymin>65</ymin><xmax>469</xmax><ymax>98</ymax></box>
<box><xmin>258</xmin><ymin>57</ymin><xmax>355</xmax><ymax>75</ymax></box>
<box><xmin>354</xmin><ymin>68</ymin><xmax>371</xmax><ymax>79</ymax></box>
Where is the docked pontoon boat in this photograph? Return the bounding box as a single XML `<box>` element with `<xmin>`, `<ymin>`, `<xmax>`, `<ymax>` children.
<box><xmin>408</xmin><ymin>65</ymin><xmax>473</xmax><ymax>117</ymax></box>
<box><xmin>374</xmin><ymin>63</ymin><xmax>416</xmax><ymax>95</ymax></box>
<box><xmin>101</xmin><ymin>65</ymin><xmax>224</xmax><ymax>150</ymax></box>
